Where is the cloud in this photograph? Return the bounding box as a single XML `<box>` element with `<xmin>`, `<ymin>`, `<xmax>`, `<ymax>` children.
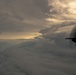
<box><xmin>33</xmin><ymin>0</ymin><xmax>50</xmax><ymax>13</ymax></box>
<box><xmin>47</xmin><ymin>0</ymin><xmax>76</xmax><ymax>22</ymax></box>
<box><xmin>0</xmin><ymin>0</ymin><xmax>76</xmax><ymax>74</ymax></box>
<box><xmin>0</xmin><ymin>23</ymin><xmax>76</xmax><ymax>75</ymax></box>
<box><xmin>0</xmin><ymin>0</ymin><xmax>49</xmax><ymax>38</ymax></box>
<box><xmin>1</xmin><ymin>0</ymin><xmax>76</xmax><ymax>39</ymax></box>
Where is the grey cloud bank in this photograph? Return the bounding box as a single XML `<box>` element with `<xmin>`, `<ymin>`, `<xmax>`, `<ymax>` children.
<box><xmin>0</xmin><ymin>24</ymin><xmax>76</xmax><ymax>75</ymax></box>
<box><xmin>0</xmin><ymin>0</ymin><xmax>49</xmax><ymax>38</ymax></box>
<box><xmin>0</xmin><ymin>0</ymin><xmax>76</xmax><ymax>75</ymax></box>
<box><xmin>0</xmin><ymin>0</ymin><xmax>76</xmax><ymax>39</ymax></box>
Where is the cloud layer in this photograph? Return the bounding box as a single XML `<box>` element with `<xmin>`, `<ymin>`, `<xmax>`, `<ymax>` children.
<box><xmin>1</xmin><ymin>0</ymin><xmax>76</xmax><ymax>39</ymax></box>
<box><xmin>0</xmin><ymin>0</ymin><xmax>76</xmax><ymax>75</ymax></box>
<box><xmin>0</xmin><ymin>0</ymin><xmax>50</xmax><ymax>39</ymax></box>
<box><xmin>0</xmin><ymin>23</ymin><xmax>76</xmax><ymax>75</ymax></box>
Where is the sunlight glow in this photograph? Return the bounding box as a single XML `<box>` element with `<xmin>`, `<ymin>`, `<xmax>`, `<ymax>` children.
<box><xmin>68</xmin><ymin>1</ymin><xmax>76</xmax><ymax>14</ymax></box>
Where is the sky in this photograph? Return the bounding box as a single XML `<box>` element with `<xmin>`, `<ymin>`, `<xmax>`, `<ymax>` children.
<box><xmin>0</xmin><ymin>0</ymin><xmax>76</xmax><ymax>75</ymax></box>
<box><xmin>0</xmin><ymin>0</ymin><xmax>76</xmax><ymax>39</ymax></box>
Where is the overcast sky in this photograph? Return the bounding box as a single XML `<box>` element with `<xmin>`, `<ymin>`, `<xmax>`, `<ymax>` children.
<box><xmin>0</xmin><ymin>1</ymin><xmax>76</xmax><ymax>75</ymax></box>
<box><xmin>0</xmin><ymin>0</ymin><xmax>76</xmax><ymax>39</ymax></box>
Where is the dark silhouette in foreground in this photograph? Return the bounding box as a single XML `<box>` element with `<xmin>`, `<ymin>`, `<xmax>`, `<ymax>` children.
<box><xmin>66</xmin><ymin>26</ymin><xmax>76</xmax><ymax>44</ymax></box>
<box><xmin>66</xmin><ymin>38</ymin><xmax>76</xmax><ymax>43</ymax></box>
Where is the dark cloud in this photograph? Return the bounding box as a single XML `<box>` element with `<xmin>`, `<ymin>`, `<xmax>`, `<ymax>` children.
<box><xmin>0</xmin><ymin>0</ymin><xmax>76</xmax><ymax>39</ymax></box>
<box><xmin>0</xmin><ymin>28</ymin><xmax>76</xmax><ymax>75</ymax></box>
<box><xmin>39</xmin><ymin>20</ymin><xmax>76</xmax><ymax>36</ymax></box>
<box><xmin>0</xmin><ymin>19</ymin><xmax>76</xmax><ymax>75</ymax></box>
<box><xmin>0</xmin><ymin>0</ymin><xmax>76</xmax><ymax>75</ymax></box>
<box><xmin>0</xmin><ymin>0</ymin><xmax>49</xmax><ymax>38</ymax></box>
<box><xmin>33</xmin><ymin>0</ymin><xmax>50</xmax><ymax>13</ymax></box>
